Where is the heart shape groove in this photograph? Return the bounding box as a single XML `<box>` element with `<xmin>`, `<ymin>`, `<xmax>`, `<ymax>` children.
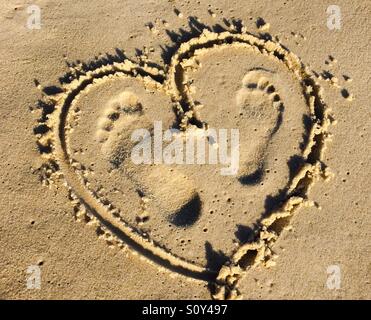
<box><xmin>36</xmin><ymin>30</ymin><xmax>332</xmax><ymax>299</ymax></box>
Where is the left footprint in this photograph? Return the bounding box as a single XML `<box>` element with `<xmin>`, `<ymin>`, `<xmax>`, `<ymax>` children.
<box><xmin>97</xmin><ymin>90</ymin><xmax>200</xmax><ymax>226</ymax></box>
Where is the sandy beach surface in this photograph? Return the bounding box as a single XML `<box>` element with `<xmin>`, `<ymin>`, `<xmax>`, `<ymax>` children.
<box><xmin>0</xmin><ymin>0</ymin><xmax>369</xmax><ymax>299</ymax></box>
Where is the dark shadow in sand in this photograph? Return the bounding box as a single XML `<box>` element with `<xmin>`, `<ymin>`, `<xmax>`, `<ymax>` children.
<box><xmin>169</xmin><ymin>193</ymin><xmax>202</xmax><ymax>227</ymax></box>
<box><xmin>205</xmin><ymin>241</ymin><xmax>229</xmax><ymax>272</ymax></box>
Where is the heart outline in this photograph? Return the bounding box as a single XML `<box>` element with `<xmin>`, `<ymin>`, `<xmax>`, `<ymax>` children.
<box><xmin>35</xmin><ymin>30</ymin><xmax>332</xmax><ymax>298</ymax></box>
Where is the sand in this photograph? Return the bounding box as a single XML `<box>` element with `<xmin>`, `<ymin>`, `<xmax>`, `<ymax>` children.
<box><xmin>0</xmin><ymin>0</ymin><xmax>369</xmax><ymax>299</ymax></box>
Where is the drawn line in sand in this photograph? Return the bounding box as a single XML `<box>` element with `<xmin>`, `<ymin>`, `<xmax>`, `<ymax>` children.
<box><xmin>34</xmin><ymin>28</ymin><xmax>335</xmax><ymax>299</ymax></box>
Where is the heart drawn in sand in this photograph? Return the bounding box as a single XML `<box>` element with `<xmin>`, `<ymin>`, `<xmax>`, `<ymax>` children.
<box><xmin>35</xmin><ymin>30</ymin><xmax>332</xmax><ymax>299</ymax></box>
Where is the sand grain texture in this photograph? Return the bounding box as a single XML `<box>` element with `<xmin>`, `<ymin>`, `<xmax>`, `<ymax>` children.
<box><xmin>0</xmin><ymin>0</ymin><xmax>369</xmax><ymax>299</ymax></box>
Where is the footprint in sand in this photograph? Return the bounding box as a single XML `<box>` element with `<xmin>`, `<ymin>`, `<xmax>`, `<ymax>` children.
<box><xmin>235</xmin><ymin>69</ymin><xmax>284</xmax><ymax>184</ymax></box>
<box><xmin>96</xmin><ymin>91</ymin><xmax>199</xmax><ymax>226</ymax></box>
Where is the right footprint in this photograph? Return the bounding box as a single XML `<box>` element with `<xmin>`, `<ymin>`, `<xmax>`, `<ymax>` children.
<box><xmin>236</xmin><ymin>70</ymin><xmax>284</xmax><ymax>184</ymax></box>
